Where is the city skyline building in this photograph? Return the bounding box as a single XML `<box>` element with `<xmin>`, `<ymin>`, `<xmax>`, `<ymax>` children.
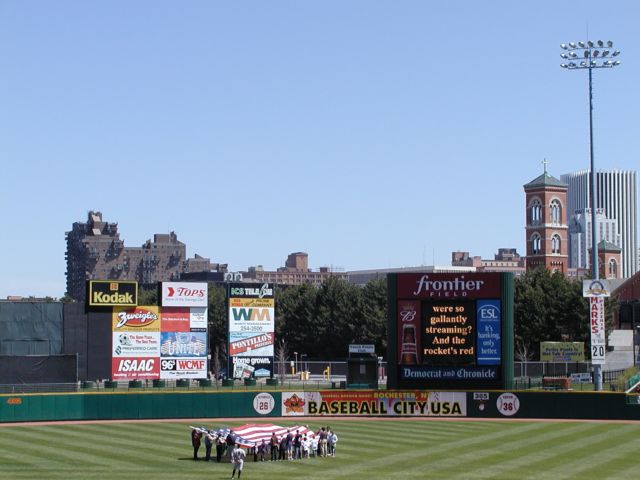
<box><xmin>561</xmin><ymin>170</ymin><xmax>638</xmax><ymax>278</ymax></box>
<box><xmin>65</xmin><ymin>211</ymin><xmax>226</xmax><ymax>301</ymax></box>
<box><xmin>568</xmin><ymin>208</ymin><xmax>621</xmax><ymax>271</ymax></box>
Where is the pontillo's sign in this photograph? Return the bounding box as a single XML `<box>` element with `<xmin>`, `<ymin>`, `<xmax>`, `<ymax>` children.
<box><xmin>281</xmin><ymin>391</ymin><xmax>466</xmax><ymax>417</ymax></box>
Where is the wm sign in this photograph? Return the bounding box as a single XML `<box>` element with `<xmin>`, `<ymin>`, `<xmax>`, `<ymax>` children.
<box><xmin>231</xmin><ymin>308</ymin><xmax>273</xmax><ymax>322</ymax></box>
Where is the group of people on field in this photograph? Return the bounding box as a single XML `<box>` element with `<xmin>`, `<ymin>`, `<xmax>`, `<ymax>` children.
<box><xmin>190</xmin><ymin>425</ymin><xmax>338</xmax><ymax>477</ymax></box>
<box><xmin>261</xmin><ymin>426</ymin><xmax>338</xmax><ymax>461</ymax></box>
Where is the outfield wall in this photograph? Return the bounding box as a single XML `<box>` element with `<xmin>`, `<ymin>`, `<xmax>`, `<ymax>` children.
<box><xmin>1</xmin><ymin>390</ymin><xmax>640</xmax><ymax>423</ymax></box>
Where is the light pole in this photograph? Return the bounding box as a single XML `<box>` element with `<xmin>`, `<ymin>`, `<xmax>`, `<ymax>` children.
<box><xmin>560</xmin><ymin>40</ymin><xmax>621</xmax><ymax>391</ymax></box>
<box><xmin>294</xmin><ymin>351</ymin><xmax>298</xmax><ymax>375</ymax></box>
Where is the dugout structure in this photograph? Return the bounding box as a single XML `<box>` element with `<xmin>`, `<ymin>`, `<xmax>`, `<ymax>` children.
<box><xmin>387</xmin><ymin>272</ymin><xmax>514</xmax><ymax>390</ymax></box>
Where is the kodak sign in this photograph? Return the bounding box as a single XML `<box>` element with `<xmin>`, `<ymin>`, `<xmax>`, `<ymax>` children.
<box><xmin>88</xmin><ymin>280</ymin><xmax>138</xmax><ymax>307</ymax></box>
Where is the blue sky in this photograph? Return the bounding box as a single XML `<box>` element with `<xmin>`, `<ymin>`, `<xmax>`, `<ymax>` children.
<box><xmin>1</xmin><ymin>1</ymin><xmax>638</xmax><ymax>298</ymax></box>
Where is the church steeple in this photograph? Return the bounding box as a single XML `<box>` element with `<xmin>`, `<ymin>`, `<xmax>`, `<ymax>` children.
<box><xmin>524</xmin><ymin>162</ymin><xmax>569</xmax><ymax>274</ymax></box>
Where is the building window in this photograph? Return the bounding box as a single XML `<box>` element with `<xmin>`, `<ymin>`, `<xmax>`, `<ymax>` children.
<box><xmin>532</xmin><ymin>233</ymin><xmax>542</xmax><ymax>254</ymax></box>
<box><xmin>550</xmin><ymin>199</ymin><xmax>562</xmax><ymax>225</ymax></box>
<box><xmin>608</xmin><ymin>259</ymin><xmax>617</xmax><ymax>278</ymax></box>
<box><xmin>531</xmin><ymin>199</ymin><xmax>542</xmax><ymax>225</ymax></box>
<box><xmin>551</xmin><ymin>234</ymin><xmax>561</xmax><ymax>254</ymax></box>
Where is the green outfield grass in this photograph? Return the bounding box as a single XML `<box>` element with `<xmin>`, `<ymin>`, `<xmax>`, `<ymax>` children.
<box><xmin>0</xmin><ymin>418</ymin><xmax>639</xmax><ymax>479</ymax></box>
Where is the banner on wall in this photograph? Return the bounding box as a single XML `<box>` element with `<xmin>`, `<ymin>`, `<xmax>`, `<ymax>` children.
<box><xmin>281</xmin><ymin>391</ymin><xmax>466</xmax><ymax>417</ymax></box>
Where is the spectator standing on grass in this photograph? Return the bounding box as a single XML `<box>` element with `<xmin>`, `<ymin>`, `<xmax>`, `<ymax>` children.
<box><xmin>231</xmin><ymin>445</ymin><xmax>246</xmax><ymax>479</ymax></box>
<box><xmin>204</xmin><ymin>430</ymin><xmax>214</xmax><ymax>461</ymax></box>
<box><xmin>293</xmin><ymin>430</ymin><xmax>302</xmax><ymax>459</ymax></box>
<box><xmin>302</xmin><ymin>434</ymin><xmax>310</xmax><ymax>458</ymax></box>
<box><xmin>310</xmin><ymin>434</ymin><xmax>318</xmax><ymax>458</ymax></box>
<box><xmin>216</xmin><ymin>434</ymin><xmax>225</xmax><ymax>463</ymax></box>
<box><xmin>226</xmin><ymin>430</ymin><xmax>237</xmax><ymax>461</ymax></box>
<box><xmin>328</xmin><ymin>429</ymin><xmax>338</xmax><ymax>457</ymax></box>
<box><xmin>318</xmin><ymin>427</ymin><xmax>328</xmax><ymax>457</ymax></box>
<box><xmin>270</xmin><ymin>432</ymin><xmax>279</xmax><ymax>461</ymax></box>
<box><xmin>191</xmin><ymin>428</ymin><xmax>202</xmax><ymax>461</ymax></box>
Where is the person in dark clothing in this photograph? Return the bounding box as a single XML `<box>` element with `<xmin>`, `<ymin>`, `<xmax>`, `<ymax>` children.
<box><xmin>226</xmin><ymin>430</ymin><xmax>237</xmax><ymax>461</ymax></box>
<box><xmin>191</xmin><ymin>428</ymin><xmax>202</xmax><ymax>460</ymax></box>
<box><xmin>204</xmin><ymin>430</ymin><xmax>213</xmax><ymax>461</ymax></box>
<box><xmin>216</xmin><ymin>434</ymin><xmax>225</xmax><ymax>462</ymax></box>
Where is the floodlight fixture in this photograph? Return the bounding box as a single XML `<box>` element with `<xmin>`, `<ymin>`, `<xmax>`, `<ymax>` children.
<box><xmin>597</xmin><ymin>40</ymin><xmax>604</xmax><ymax>47</ymax></box>
<box><xmin>607</xmin><ymin>40</ymin><xmax>613</xmax><ymax>48</ymax></box>
<box><xmin>560</xmin><ymin>43</ymin><xmax>568</xmax><ymax>49</ymax></box>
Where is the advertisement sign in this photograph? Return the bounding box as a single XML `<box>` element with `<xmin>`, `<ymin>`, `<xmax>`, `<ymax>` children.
<box><xmin>397</xmin><ymin>300</ymin><xmax>421</xmax><ymax>364</ymax></box>
<box><xmin>229</xmin><ymin>299</ymin><xmax>275</xmax><ymax>333</ymax></box>
<box><xmin>160</xmin><ymin>331</ymin><xmax>207</xmax><ymax>357</ymax></box>
<box><xmin>583</xmin><ymin>279</ymin><xmax>611</xmax><ymax>298</ymax></box>
<box><xmin>231</xmin><ymin>356</ymin><xmax>273</xmax><ymax>378</ymax></box>
<box><xmin>227</xmin><ymin>283</ymin><xmax>275</xmax><ymax>378</ymax></box>
<box><xmin>112</xmin><ymin>332</ymin><xmax>160</xmax><ymax>357</ymax></box>
<box><xmin>282</xmin><ymin>391</ymin><xmax>466</xmax><ymax>417</ymax></box>
<box><xmin>112</xmin><ymin>356</ymin><xmax>159</xmax><ymax>380</ymax></box>
<box><xmin>229</xmin><ymin>332</ymin><xmax>275</xmax><ymax>357</ymax></box>
<box><xmin>112</xmin><ymin>306</ymin><xmax>160</xmax><ymax>332</ymax></box>
<box><xmin>160</xmin><ymin>308</ymin><xmax>190</xmax><ymax>332</ymax></box>
<box><xmin>590</xmin><ymin>297</ymin><xmax>606</xmax><ymax>364</ymax></box>
<box><xmin>228</xmin><ymin>282</ymin><xmax>274</xmax><ymax>299</ymax></box>
<box><xmin>160</xmin><ymin>357</ymin><xmax>207</xmax><ymax>379</ymax></box>
<box><xmin>397</xmin><ymin>273</ymin><xmax>501</xmax><ymax>300</ymax></box>
<box><xmin>190</xmin><ymin>307</ymin><xmax>207</xmax><ymax>331</ymax></box>
<box><xmin>540</xmin><ymin>342</ymin><xmax>585</xmax><ymax>362</ymax></box>
<box><xmin>88</xmin><ymin>280</ymin><xmax>138</xmax><ymax>307</ymax></box>
<box><xmin>161</xmin><ymin>282</ymin><xmax>208</xmax><ymax>307</ymax></box>
<box><xmin>476</xmin><ymin>300</ymin><xmax>501</xmax><ymax>365</ymax></box>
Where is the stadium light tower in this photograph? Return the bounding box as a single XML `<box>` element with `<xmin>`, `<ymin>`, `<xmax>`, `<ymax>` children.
<box><xmin>560</xmin><ymin>40</ymin><xmax>621</xmax><ymax>391</ymax></box>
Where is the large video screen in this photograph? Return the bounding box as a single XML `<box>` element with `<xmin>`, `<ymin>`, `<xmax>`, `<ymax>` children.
<box><xmin>389</xmin><ymin>273</ymin><xmax>511</xmax><ymax>389</ymax></box>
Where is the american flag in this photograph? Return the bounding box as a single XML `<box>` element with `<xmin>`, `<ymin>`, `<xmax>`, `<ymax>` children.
<box><xmin>193</xmin><ymin>423</ymin><xmax>315</xmax><ymax>448</ymax></box>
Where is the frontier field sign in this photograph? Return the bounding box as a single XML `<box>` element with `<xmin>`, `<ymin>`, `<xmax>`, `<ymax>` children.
<box><xmin>387</xmin><ymin>272</ymin><xmax>514</xmax><ymax>390</ymax></box>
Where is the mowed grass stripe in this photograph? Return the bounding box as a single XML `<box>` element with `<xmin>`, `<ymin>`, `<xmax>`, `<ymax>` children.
<box><xmin>2</xmin><ymin>419</ymin><xmax>640</xmax><ymax>479</ymax></box>
<box><xmin>345</xmin><ymin>421</ymin><xmax>553</xmax><ymax>475</ymax></box>
<box><xmin>537</xmin><ymin>424</ymin><xmax>640</xmax><ymax>480</ymax></box>
<box><xmin>425</xmin><ymin>422</ymin><xmax>608</xmax><ymax>478</ymax></box>
<box><xmin>431</xmin><ymin>424</ymin><xmax>606</xmax><ymax>479</ymax></box>
<box><xmin>6</xmin><ymin>427</ymin><xmax>146</xmax><ymax>469</ymax></box>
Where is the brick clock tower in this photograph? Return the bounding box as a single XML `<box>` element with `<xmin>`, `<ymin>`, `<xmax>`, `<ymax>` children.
<box><xmin>524</xmin><ymin>164</ymin><xmax>569</xmax><ymax>273</ymax></box>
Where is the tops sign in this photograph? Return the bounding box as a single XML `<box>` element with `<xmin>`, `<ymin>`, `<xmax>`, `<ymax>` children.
<box><xmin>397</xmin><ymin>274</ymin><xmax>500</xmax><ymax>299</ymax></box>
<box><xmin>161</xmin><ymin>282</ymin><xmax>208</xmax><ymax>307</ymax></box>
<box><xmin>88</xmin><ymin>281</ymin><xmax>138</xmax><ymax>307</ymax></box>
<box><xmin>229</xmin><ymin>282</ymin><xmax>274</xmax><ymax>299</ymax></box>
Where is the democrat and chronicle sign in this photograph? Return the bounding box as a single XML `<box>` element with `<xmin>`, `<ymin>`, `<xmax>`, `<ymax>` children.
<box><xmin>388</xmin><ymin>272</ymin><xmax>513</xmax><ymax>390</ymax></box>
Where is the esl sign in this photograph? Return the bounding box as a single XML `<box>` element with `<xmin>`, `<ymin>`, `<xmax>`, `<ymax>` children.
<box><xmin>387</xmin><ymin>272</ymin><xmax>514</xmax><ymax>390</ymax></box>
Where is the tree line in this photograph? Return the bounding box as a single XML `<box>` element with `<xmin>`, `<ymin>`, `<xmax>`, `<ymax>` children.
<box><xmin>137</xmin><ymin>270</ymin><xmax>616</xmax><ymax>362</ymax></box>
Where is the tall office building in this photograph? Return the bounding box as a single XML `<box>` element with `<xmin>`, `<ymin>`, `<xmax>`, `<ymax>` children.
<box><xmin>561</xmin><ymin>170</ymin><xmax>638</xmax><ymax>278</ymax></box>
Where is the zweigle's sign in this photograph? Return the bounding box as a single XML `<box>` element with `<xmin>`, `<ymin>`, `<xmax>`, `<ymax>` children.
<box><xmin>388</xmin><ymin>273</ymin><xmax>513</xmax><ymax>390</ymax></box>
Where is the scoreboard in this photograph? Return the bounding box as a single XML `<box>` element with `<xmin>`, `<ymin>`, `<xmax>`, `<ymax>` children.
<box><xmin>388</xmin><ymin>273</ymin><xmax>513</xmax><ymax>390</ymax></box>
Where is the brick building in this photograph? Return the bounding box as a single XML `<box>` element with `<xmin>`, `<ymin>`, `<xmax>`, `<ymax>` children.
<box><xmin>524</xmin><ymin>168</ymin><xmax>570</xmax><ymax>274</ymax></box>
<box><xmin>65</xmin><ymin>211</ymin><xmax>226</xmax><ymax>300</ymax></box>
